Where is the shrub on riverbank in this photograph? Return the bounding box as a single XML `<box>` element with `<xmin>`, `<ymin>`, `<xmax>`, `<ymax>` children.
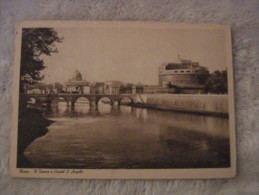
<box><xmin>17</xmin><ymin>108</ymin><xmax>53</xmax><ymax>167</ymax></box>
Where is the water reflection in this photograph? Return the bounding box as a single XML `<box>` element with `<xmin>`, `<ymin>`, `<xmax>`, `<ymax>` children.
<box><xmin>46</xmin><ymin>104</ymin><xmax>229</xmax><ymax>138</ymax></box>
<box><xmin>25</xmin><ymin>104</ymin><xmax>230</xmax><ymax>169</ymax></box>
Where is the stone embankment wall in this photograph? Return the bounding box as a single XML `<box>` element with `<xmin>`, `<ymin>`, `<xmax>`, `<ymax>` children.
<box><xmin>135</xmin><ymin>94</ymin><xmax>228</xmax><ymax>116</ymax></box>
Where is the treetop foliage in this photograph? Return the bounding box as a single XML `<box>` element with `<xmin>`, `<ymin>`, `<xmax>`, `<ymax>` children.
<box><xmin>20</xmin><ymin>28</ymin><xmax>63</xmax><ymax>92</ymax></box>
<box><xmin>205</xmin><ymin>69</ymin><xmax>228</xmax><ymax>94</ymax></box>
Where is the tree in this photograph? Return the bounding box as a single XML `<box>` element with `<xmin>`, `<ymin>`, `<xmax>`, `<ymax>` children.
<box><xmin>20</xmin><ymin>28</ymin><xmax>63</xmax><ymax>92</ymax></box>
<box><xmin>205</xmin><ymin>69</ymin><xmax>228</xmax><ymax>94</ymax></box>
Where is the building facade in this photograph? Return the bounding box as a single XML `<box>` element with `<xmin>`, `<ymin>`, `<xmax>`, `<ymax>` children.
<box><xmin>104</xmin><ymin>81</ymin><xmax>122</xmax><ymax>94</ymax></box>
<box><xmin>159</xmin><ymin>59</ymin><xmax>209</xmax><ymax>87</ymax></box>
<box><xmin>90</xmin><ymin>82</ymin><xmax>105</xmax><ymax>94</ymax></box>
<box><xmin>64</xmin><ymin>70</ymin><xmax>90</xmax><ymax>94</ymax></box>
<box><xmin>158</xmin><ymin>58</ymin><xmax>209</xmax><ymax>93</ymax></box>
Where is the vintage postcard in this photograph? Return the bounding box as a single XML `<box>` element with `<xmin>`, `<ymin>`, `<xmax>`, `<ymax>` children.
<box><xmin>10</xmin><ymin>21</ymin><xmax>236</xmax><ymax>179</ymax></box>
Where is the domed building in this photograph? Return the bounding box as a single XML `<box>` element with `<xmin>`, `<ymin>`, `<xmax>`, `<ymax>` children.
<box><xmin>64</xmin><ymin>70</ymin><xmax>90</xmax><ymax>94</ymax></box>
<box><xmin>71</xmin><ymin>70</ymin><xmax>83</xmax><ymax>82</ymax></box>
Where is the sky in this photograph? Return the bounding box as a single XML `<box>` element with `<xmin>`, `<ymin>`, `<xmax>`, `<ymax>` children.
<box><xmin>41</xmin><ymin>24</ymin><xmax>228</xmax><ymax>85</ymax></box>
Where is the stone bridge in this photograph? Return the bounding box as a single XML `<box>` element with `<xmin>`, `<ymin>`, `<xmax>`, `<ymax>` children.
<box><xmin>22</xmin><ymin>93</ymin><xmax>138</xmax><ymax>108</ymax></box>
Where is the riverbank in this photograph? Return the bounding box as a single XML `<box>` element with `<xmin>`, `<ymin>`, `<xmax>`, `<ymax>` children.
<box><xmin>17</xmin><ymin>108</ymin><xmax>53</xmax><ymax>167</ymax></box>
<box><xmin>133</xmin><ymin>94</ymin><xmax>228</xmax><ymax>117</ymax></box>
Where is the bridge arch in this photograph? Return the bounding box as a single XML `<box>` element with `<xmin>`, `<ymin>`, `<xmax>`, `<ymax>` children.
<box><xmin>27</xmin><ymin>97</ymin><xmax>37</xmax><ymax>104</ymax></box>
<box><xmin>72</xmin><ymin>96</ymin><xmax>91</xmax><ymax>107</ymax></box>
<box><xmin>52</xmin><ymin>96</ymin><xmax>69</xmax><ymax>107</ymax></box>
<box><xmin>73</xmin><ymin>96</ymin><xmax>91</xmax><ymax>103</ymax></box>
<box><xmin>96</xmin><ymin>96</ymin><xmax>114</xmax><ymax>105</ymax></box>
<box><xmin>25</xmin><ymin>96</ymin><xmax>44</xmax><ymax>108</ymax></box>
<box><xmin>27</xmin><ymin>96</ymin><xmax>44</xmax><ymax>103</ymax></box>
<box><xmin>54</xmin><ymin>96</ymin><xmax>69</xmax><ymax>103</ymax></box>
<box><xmin>118</xmin><ymin>96</ymin><xmax>135</xmax><ymax>105</ymax></box>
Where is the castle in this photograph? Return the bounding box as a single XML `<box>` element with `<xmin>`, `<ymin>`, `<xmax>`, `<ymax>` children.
<box><xmin>158</xmin><ymin>57</ymin><xmax>209</xmax><ymax>93</ymax></box>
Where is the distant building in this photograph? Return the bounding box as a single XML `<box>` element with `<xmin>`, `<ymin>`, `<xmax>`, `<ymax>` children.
<box><xmin>64</xmin><ymin>70</ymin><xmax>90</xmax><ymax>94</ymax></box>
<box><xmin>158</xmin><ymin>57</ymin><xmax>209</xmax><ymax>93</ymax></box>
<box><xmin>26</xmin><ymin>83</ymin><xmax>48</xmax><ymax>94</ymax></box>
<box><xmin>53</xmin><ymin>82</ymin><xmax>63</xmax><ymax>93</ymax></box>
<box><xmin>26</xmin><ymin>88</ymin><xmax>42</xmax><ymax>94</ymax></box>
<box><xmin>90</xmin><ymin>82</ymin><xmax>105</xmax><ymax>94</ymax></box>
<box><xmin>119</xmin><ymin>83</ymin><xmax>133</xmax><ymax>94</ymax></box>
<box><xmin>132</xmin><ymin>83</ymin><xmax>144</xmax><ymax>94</ymax></box>
<box><xmin>104</xmin><ymin>81</ymin><xmax>122</xmax><ymax>94</ymax></box>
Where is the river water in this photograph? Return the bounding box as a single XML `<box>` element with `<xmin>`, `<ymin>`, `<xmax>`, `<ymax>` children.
<box><xmin>24</xmin><ymin>101</ymin><xmax>230</xmax><ymax>168</ymax></box>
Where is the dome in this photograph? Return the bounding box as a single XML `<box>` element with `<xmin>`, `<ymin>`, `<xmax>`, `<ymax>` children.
<box><xmin>71</xmin><ymin>70</ymin><xmax>83</xmax><ymax>81</ymax></box>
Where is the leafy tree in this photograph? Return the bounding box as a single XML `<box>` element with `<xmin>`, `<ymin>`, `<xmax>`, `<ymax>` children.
<box><xmin>205</xmin><ymin>69</ymin><xmax>228</xmax><ymax>94</ymax></box>
<box><xmin>20</xmin><ymin>28</ymin><xmax>63</xmax><ymax>92</ymax></box>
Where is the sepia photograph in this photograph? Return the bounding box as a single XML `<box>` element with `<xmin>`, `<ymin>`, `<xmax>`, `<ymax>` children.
<box><xmin>10</xmin><ymin>21</ymin><xmax>236</xmax><ymax>179</ymax></box>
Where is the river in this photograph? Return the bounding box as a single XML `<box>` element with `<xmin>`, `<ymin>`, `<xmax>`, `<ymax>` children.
<box><xmin>24</xmin><ymin>101</ymin><xmax>230</xmax><ymax>169</ymax></box>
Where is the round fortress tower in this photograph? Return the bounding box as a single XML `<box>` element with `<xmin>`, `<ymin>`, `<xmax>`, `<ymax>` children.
<box><xmin>159</xmin><ymin>57</ymin><xmax>209</xmax><ymax>88</ymax></box>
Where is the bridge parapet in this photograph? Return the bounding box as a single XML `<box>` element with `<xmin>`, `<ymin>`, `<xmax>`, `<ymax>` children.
<box><xmin>22</xmin><ymin>93</ymin><xmax>137</xmax><ymax>108</ymax></box>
